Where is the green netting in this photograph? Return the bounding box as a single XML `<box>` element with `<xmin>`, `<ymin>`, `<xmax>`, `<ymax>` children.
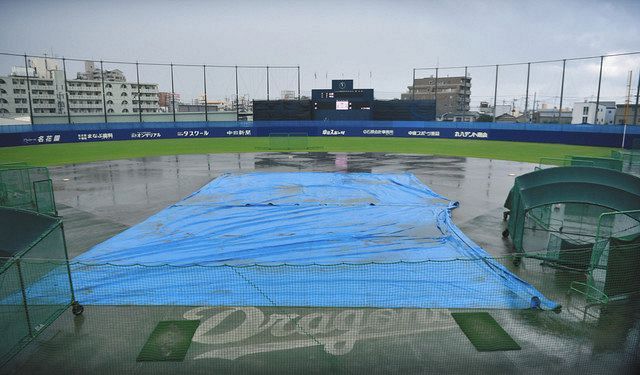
<box><xmin>537</xmin><ymin>156</ymin><xmax>623</xmax><ymax>171</ymax></box>
<box><xmin>520</xmin><ymin>203</ymin><xmax>605</xmax><ymax>266</ymax></box>
<box><xmin>506</xmin><ymin>166</ymin><xmax>640</xmax><ymax>255</ymax></box>
<box><xmin>587</xmin><ymin>210</ymin><xmax>640</xmax><ymax>301</ymax></box>
<box><xmin>537</xmin><ymin>157</ymin><xmax>594</xmax><ymax>170</ymax></box>
<box><xmin>512</xmin><ymin>203</ymin><xmax>640</xmax><ymax>309</ymax></box>
<box><xmin>611</xmin><ymin>149</ymin><xmax>640</xmax><ymax>176</ymax></box>
<box><xmin>567</xmin><ymin>155</ymin><xmax>623</xmax><ymax>171</ymax></box>
<box><xmin>0</xmin><ymin>163</ymin><xmax>30</xmax><ymax>169</ymax></box>
<box><xmin>0</xmin><ymin>207</ymin><xmax>74</xmax><ymax>367</ymax></box>
<box><xmin>0</xmin><ymin>166</ymin><xmax>56</xmax><ymax>216</ymax></box>
<box><xmin>0</xmin><ymin>262</ymin><xmax>30</xmax><ymax>365</ymax></box>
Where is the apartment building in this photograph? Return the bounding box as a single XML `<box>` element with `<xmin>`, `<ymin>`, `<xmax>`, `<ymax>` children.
<box><xmin>0</xmin><ymin>58</ymin><xmax>159</xmax><ymax>117</ymax></box>
<box><xmin>401</xmin><ymin>76</ymin><xmax>471</xmax><ymax>116</ymax></box>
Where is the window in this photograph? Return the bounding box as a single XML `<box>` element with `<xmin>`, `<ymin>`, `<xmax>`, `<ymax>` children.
<box><xmin>582</xmin><ymin>116</ymin><xmax>588</xmax><ymax>124</ymax></box>
<box><xmin>0</xmin><ymin>98</ymin><xmax>7</xmax><ymax>103</ymax></box>
<box><xmin>121</xmin><ymin>100</ymin><xmax>128</xmax><ymax>105</ymax></box>
<box><xmin>0</xmin><ymin>79</ymin><xmax>5</xmax><ymax>84</ymax></box>
<box><xmin>582</xmin><ymin>107</ymin><xmax>588</xmax><ymax>115</ymax></box>
<box><xmin>0</xmin><ymin>89</ymin><xmax>5</xmax><ymax>93</ymax></box>
<box><xmin>107</xmin><ymin>108</ymin><xmax>114</xmax><ymax>113</ymax></box>
<box><xmin>105</xmin><ymin>84</ymin><xmax>112</xmax><ymax>88</ymax></box>
<box><xmin>106</xmin><ymin>92</ymin><xmax>113</xmax><ymax>96</ymax></box>
<box><xmin>107</xmin><ymin>100</ymin><xmax>113</xmax><ymax>105</ymax></box>
<box><xmin>121</xmin><ymin>84</ymin><xmax>127</xmax><ymax>89</ymax></box>
<box><xmin>121</xmin><ymin>92</ymin><xmax>128</xmax><ymax>97</ymax></box>
<box><xmin>122</xmin><ymin>109</ymin><xmax>129</xmax><ymax>113</ymax></box>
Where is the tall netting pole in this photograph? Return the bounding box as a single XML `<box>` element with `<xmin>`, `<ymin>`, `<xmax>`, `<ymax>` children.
<box><xmin>634</xmin><ymin>68</ymin><xmax>640</xmax><ymax>126</ymax></box>
<box><xmin>235</xmin><ymin>65</ymin><xmax>239</xmax><ymax>118</ymax></box>
<box><xmin>136</xmin><ymin>62</ymin><xmax>142</xmax><ymax>123</ymax></box>
<box><xmin>297</xmin><ymin>66</ymin><xmax>301</xmax><ymax>99</ymax></box>
<box><xmin>412</xmin><ymin>68</ymin><xmax>416</xmax><ymax>100</ymax></box>
<box><xmin>464</xmin><ymin>66</ymin><xmax>468</xmax><ymax>113</ymax></box>
<box><xmin>524</xmin><ymin>62</ymin><xmax>530</xmax><ymax>122</ymax></box>
<box><xmin>23</xmin><ymin>54</ymin><xmax>33</xmax><ymax>125</ymax></box>
<box><xmin>559</xmin><ymin>59</ymin><xmax>566</xmax><ymax>122</ymax></box>
<box><xmin>62</xmin><ymin>57</ymin><xmax>71</xmax><ymax>124</ymax></box>
<box><xmin>435</xmin><ymin>67</ymin><xmax>439</xmax><ymax>117</ymax></box>
<box><xmin>203</xmin><ymin>65</ymin><xmax>208</xmax><ymax>122</ymax></box>
<box><xmin>595</xmin><ymin>56</ymin><xmax>604</xmax><ymax>124</ymax></box>
<box><xmin>266</xmin><ymin>66</ymin><xmax>270</xmax><ymax>101</ymax></box>
<box><xmin>493</xmin><ymin>65</ymin><xmax>499</xmax><ymax>122</ymax></box>
<box><xmin>170</xmin><ymin>63</ymin><xmax>176</xmax><ymax>123</ymax></box>
<box><xmin>100</xmin><ymin>60</ymin><xmax>107</xmax><ymax>123</ymax></box>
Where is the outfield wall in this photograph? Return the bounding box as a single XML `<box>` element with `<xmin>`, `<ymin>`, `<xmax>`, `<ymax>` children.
<box><xmin>0</xmin><ymin>121</ymin><xmax>638</xmax><ymax>148</ymax></box>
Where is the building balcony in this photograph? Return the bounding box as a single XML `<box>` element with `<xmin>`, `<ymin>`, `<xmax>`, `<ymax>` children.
<box><xmin>29</xmin><ymin>83</ymin><xmax>55</xmax><ymax>89</ymax></box>
<box><xmin>68</xmin><ymin>87</ymin><xmax>103</xmax><ymax>92</ymax></box>
<box><xmin>134</xmin><ymin>103</ymin><xmax>158</xmax><ymax>109</ymax></box>
<box><xmin>69</xmin><ymin>103</ymin><xmax>104</xmax><ymax>109</ymax></box>
<box><xmin>32</xmin><ymin>103</ymin><xmax>57</xmax><ymax>109</ymax></box>
<box><xmin>30</xmin><ymin>94</ymin><xmax>56</xmax><ymax>99</ymax></box>
<box><xmin>69</xmin><ymin>94</ymin><xmax>103</xmax><ymax>100</ymax></box>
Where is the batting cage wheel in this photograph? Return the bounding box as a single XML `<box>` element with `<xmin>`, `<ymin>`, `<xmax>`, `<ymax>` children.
<box><xmin>72</xmin><ymin>301</ymin><xmax>85</xmax><ymax>316</ymax></box>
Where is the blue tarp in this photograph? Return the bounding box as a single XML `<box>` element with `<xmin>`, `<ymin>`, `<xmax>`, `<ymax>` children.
<box><xmin>36</xmin><ymin>172</ymin><xmax>558</xmax><ymax>309</ymax></box>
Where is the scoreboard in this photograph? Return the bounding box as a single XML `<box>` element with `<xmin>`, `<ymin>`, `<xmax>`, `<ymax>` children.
<box><xmin>311</xmin><ymin>80</ymin><xmax>374</xmax><ymax>120</ymax></box>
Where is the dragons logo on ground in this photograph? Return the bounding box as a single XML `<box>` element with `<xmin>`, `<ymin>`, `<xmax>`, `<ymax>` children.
<box><xmin>184</xmin><ymin>306</ymin><xmax>456</xmax><ymax>360</ymax></box>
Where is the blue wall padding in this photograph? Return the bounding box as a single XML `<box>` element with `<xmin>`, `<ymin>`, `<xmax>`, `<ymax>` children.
<box><xmin>1</xmin><ymin>120</ymin><xmax>638</xmax><ymax>148</ymax></box>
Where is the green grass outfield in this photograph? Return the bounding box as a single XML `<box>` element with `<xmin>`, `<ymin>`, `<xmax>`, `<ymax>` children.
<box><xmin>0</xmin><ymin>137</ymin><xmax>615</xmax><ymax>166</ymax></box>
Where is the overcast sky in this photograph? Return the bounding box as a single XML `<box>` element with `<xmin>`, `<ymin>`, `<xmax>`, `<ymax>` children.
<box><xmin>1</xmin><ymin>0</ymin><xmax>639</xmax><ymax>108</ymax></box>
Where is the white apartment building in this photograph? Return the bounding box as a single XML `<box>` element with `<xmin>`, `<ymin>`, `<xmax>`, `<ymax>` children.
<box><xmin>0</xmin><ymin>58</ymin><xmax>159</xmax><ymax>117</ymax></box>
<box><xmin>571</xmin><ymin>101</ymin><xmax>616</xmax><ymax>125</ymax></box>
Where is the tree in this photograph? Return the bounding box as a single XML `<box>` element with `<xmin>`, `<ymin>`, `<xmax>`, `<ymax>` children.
<box><xmin>476</xmin><ymin>114</ymin><xmax>493</xmax><ymax>122</ymax></box>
